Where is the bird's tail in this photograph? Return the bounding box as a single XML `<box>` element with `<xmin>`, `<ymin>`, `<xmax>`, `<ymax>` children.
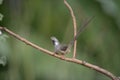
<box><xmin>69</xmin><ymin>16</ymin><xmax>94</xmax><ymax>48</ymax></box>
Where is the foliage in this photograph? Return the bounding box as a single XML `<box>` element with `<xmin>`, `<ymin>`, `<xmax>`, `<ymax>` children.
<box><xmin>0</xmin><ymin>13</ymin><xmax>3</xmax><ymax>21</ymax></box>
<box><xmin>0</xmin><ymin>0</ymin><xmax>3</xmax><ymax>5</ymax></box>
<box><xmin>0</xmin><ymin>0</ymin><xmax>3</xmax><ymax>21</ymax></box>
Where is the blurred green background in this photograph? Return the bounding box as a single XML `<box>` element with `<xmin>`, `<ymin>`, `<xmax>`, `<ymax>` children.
<box><xmin>0</xmin><ymin>0</ymin><xmax>120</xmax><ymax>80</ymax></box>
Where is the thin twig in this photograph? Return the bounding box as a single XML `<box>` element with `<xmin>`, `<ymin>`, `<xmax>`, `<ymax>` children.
<box><xmin>64</xmin><ymin>0</ymin><xmax>77</xmax><ymax>58</ymax></box>
<box><xmin>0</xmin><ymin>26</ymin><xmax>119</xmax><ymax>80</ymax></box>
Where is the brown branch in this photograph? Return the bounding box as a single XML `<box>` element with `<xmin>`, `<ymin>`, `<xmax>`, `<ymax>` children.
<box><xmin>0</xmin><ymin>26</ymin><xmax>119</xmax><ymax>80</ymax></box>
<box><xmin>64</xmin><ymin>0</ymin><xmax>77</xmax><ymax>58</ymax></box>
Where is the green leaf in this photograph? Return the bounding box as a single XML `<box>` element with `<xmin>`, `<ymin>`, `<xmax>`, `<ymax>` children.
<box><xmin>0</xmin><ymin>34</ymin><xmax>9</xmax><ymax>41</ymax></box>
<box><xmin>0</xmin><ymin>0</ymin><xmax>3</xmax><ymax>5</ymax></box>
<box><xmin>0</xmin><ymin>30</ymin><xmax>2</xmax><ymax>35</ymax></box>
<box><xmin>0</xmin><ymin>56</ymin><xmax>7</xmax><ymax>66</ymax></box>
<box><xmin>0</xmin><ymin>13</ymin><xmax>3</xmax><ymax>21</ymax></box>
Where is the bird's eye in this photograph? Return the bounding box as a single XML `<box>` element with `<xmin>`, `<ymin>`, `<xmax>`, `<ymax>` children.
<box><xmin>51</xmin><ymin>40</ymin><xmax>56</xmax><ymax>45</ymax></box>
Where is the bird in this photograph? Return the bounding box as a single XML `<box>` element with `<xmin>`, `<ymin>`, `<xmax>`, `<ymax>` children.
<box><xmin>51</xmin><ymin>17</ymin><xmax>93</xmax><ymax>55</ymax></box>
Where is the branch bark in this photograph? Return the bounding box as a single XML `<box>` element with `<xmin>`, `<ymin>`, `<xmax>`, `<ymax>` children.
<box><xmin>0</xmin><ymin>27</ymin><xmax>119</xmax><ymax>80</ymax></box>
<box><xmin>64</xmin><ymin>0</ymin><xmax>77</xmax><ymax>58</ymax></box>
